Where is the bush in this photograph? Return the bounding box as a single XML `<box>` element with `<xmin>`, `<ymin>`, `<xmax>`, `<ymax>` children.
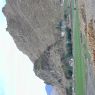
<box><xmin>63</xmin><ymin>64</ymin><xmax>73</xmax><ymax>79</ymax></box>
<box><xmin>66</xmin><ymin>86</ymin><xmax>72</xmax><ymax>95</ymax></box>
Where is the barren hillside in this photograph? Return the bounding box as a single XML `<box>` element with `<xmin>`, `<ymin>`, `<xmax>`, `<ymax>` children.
<box><xmin>2</xmin><ymin>0</ymin><xmax>95</xmax><ymax>95</ymax></box>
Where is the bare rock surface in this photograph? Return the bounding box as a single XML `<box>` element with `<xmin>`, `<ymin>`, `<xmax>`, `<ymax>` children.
<box><xmin>3</xmin><ymin>0</ymin><xmax>66</xmax><ymax>95</ymax></box>
<box><xmin>3</xmin><ymin>0</ymin><xmax>64</xmax><ymax>62</ymax></box>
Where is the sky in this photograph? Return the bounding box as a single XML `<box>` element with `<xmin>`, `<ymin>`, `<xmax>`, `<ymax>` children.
<box><xmin>0</xmin><ymin>0</ymin><xmax>51</xmax><ymax>95</ymax></box>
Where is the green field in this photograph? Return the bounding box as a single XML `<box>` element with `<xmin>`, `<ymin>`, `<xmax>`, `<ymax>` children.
<box><xmin>72</xmin><ymin>0</ymin><xmax>86</xmax><ymax>95</ymax></box>
<box><xmin>63</xmin><ymin>0</ymin><xmax>86</xmax><ymax>94</ymax></box>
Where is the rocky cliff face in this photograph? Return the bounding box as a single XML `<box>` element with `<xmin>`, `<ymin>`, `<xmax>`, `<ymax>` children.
<box><xmin>3</xmin><ymin>0</ymin><xmax>64</xmax><ymax>62</ymax></box>
<box><xmin>2</xmin><ymin>0</ymin><xmax>67</xmax><ymax>95</ymax></box>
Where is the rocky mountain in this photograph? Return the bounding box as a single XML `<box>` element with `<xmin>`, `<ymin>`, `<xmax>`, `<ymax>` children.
<box><xmin>2</xmin><ymin>0</ymin><xmax>68</xmax><ymax>95</ymax></box>
<box><xmin>3</xmin><ymin>0</ymin><xmax>95</xmax><ymax>95</ymax></box>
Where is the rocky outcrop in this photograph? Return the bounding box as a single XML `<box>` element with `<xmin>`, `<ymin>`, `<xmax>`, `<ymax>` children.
<box><xmin>3</xmin><ymin>0</ymin><xmax>64</xmax><ymax>63</ymax></box>
<box><xmin>2</xmin><ymin>0</ymin><xmax>68</xmax><ymax>95</ymax></box>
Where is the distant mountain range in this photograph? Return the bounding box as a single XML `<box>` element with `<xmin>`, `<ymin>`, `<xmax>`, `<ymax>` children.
<box><xmin>45</xmin><ymin>85</ymin><xmax>53</xmax><ymax>95</ymax></box>
<box><xmin>45</xmin><ymin>85</ymin><xmax>59</xmax><ymax>95</ymax></box>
